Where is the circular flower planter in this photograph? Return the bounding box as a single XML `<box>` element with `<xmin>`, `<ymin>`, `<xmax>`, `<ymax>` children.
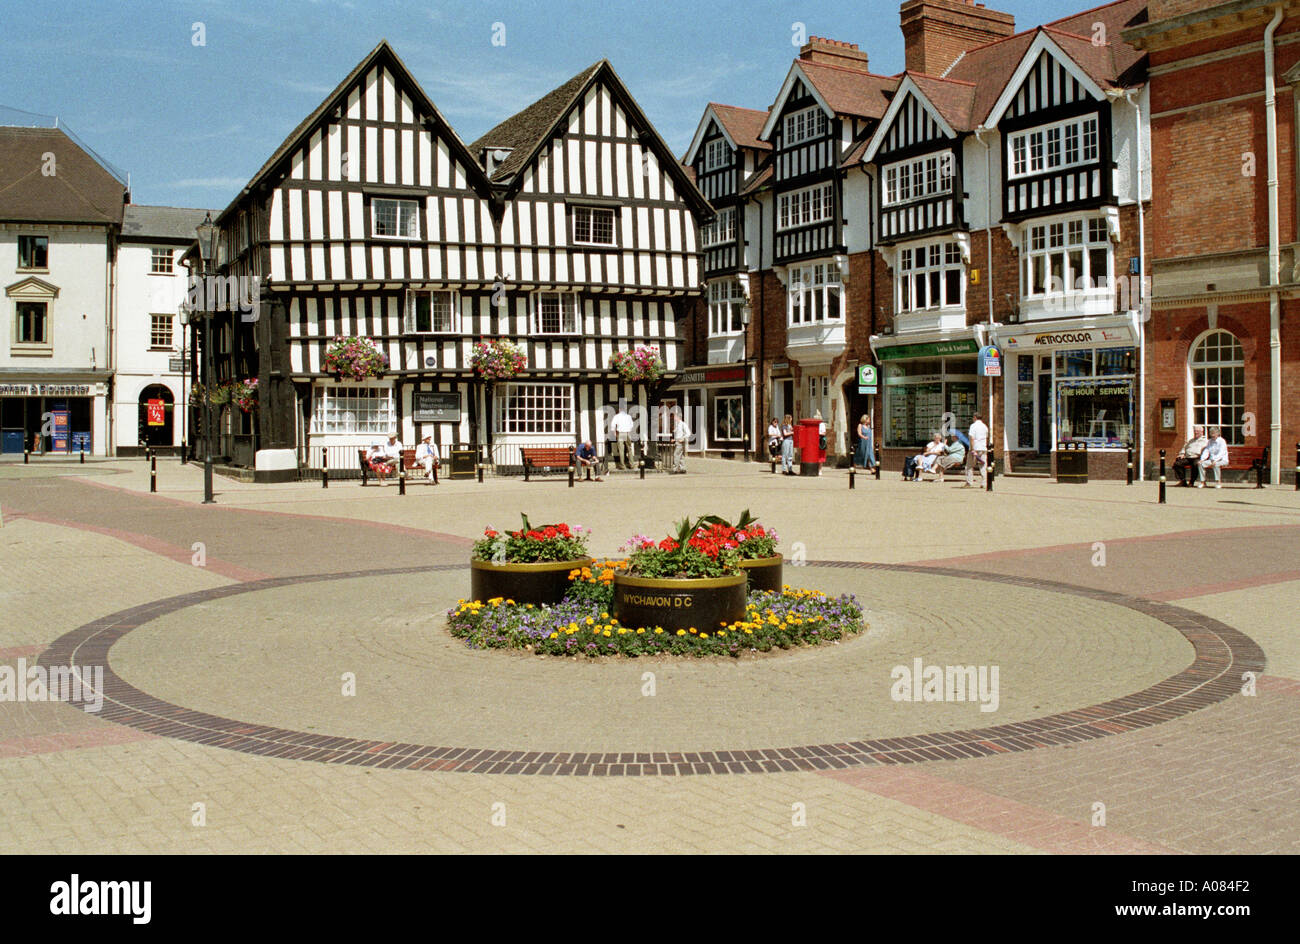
<box><xmin>738</xmin><ymin>555</ymin><xmax>783</xmax><ymax>593</ymax></box>
<box><xmin>612</xmin><ymin>572</ymin><xmax>747</xmax><ymax>634</ymax></box>
<box><xmin>470</xmin><ymin>557</ymin><xmax>593</xmax><ymax>607</ymax></box>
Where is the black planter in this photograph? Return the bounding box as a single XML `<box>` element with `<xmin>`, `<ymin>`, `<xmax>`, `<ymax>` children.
<box><xmin>469</xmin><ymin>557</ymin><xmax>593</xmax><ymax>607</ymax></box>
<box><xmin>613</xmin><ymin>572</ymin><xmax>747</xmax><ymax>633</ymax></box>
<box><xmin>738</xmin><ymin>555</ymin><xmax>783</xmax><ymax>593</ymax></box>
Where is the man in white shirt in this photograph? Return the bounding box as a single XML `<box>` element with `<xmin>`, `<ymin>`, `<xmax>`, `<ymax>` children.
<box><xmin>1197</xmin><ymin>426</ymin><xmax>1229</xmax><ymax>488</ymax></box>
<box><xmin>965</xmin><ymin>413</ymin><xmax>990</xmax><ymax>488</ymax></box>
<box><xmin>415</xmin><ymin>434</ymin><xmax>439</xmax><ymax>482</ymax></box>
<box><xmin>611</xmin><ymin>406</ymin><xmax>635</xmax><ymax>470</ymax></box>
<box><xmin>379</xmin><ymin>433</ymin><xmax>403</xmax><ymax>481</ymax></box>
<box><xmin>672</xmin><ymin>410</ymin><xmax>691</xmax><ymax>474</ymax></box>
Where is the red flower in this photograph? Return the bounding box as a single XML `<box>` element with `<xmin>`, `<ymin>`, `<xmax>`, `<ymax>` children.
<box><xmin>659</xmin><ymin>538</ymin><xmax>680</xmax><ymax>551</ymax></box>
<box><xmin>484</xmin><ymin>529</ymin><xmax>498</xmax><ymax>538</ymax></box>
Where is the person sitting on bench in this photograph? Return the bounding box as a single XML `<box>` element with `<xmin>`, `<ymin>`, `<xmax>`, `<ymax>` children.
<box><xmin>576</xmin><ymin>440</ymin><xmax>602</xmax><ymax>481</ymax></box>
<box><xmin>904</xmin><ymin>433</ymin><xmax>945</xmax><ymax>481</ymax></box>
<box><xmin>1173</xmin><ymin>424</ymin><xmax>1207</xmax><ymax>487</ymax></box>
<box><xmin>934</xmin><ymin>433</ymin><xmax>966</xmax><ymax>478</ymax></box>
<box><xmin>365</xmin><ymin>442</ymin><xmax>393</xmax><ymax>482</ymax></box>
<box><xmin>1197</xmin><ymin>426</ymin><xmax>1229</xmax><ymax>489</ymax></box>
<box><xmin>415</xmin><ymin>434</ymin><xmax>440</xmax><ymax>483</ymax></box>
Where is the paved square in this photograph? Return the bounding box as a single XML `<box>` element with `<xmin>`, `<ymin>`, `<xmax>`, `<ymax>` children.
<box><xmin>1</xmin><ymin>457</ymin><xmax>1296</xmax><ymax>853</ymax></box>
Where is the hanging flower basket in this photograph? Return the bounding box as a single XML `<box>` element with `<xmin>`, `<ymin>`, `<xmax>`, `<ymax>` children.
<box><xmin>208</xmin><ymin>382</ymin><xmax>232</xmax><ymax>406</ymax></box>
<box><xmin>323</xmin><ymin>336</ymin><xmax>388</xmax><ymax>381</ymax></box>
<box><xmin>609</xmin><ymin>345</ymin><xmax>665</xmax><ymax>383</ymax></box>
<box><xmin>188</xmin><ymin>383</ymin><xmax>205</xmax><ymax>405</ymax></box>
<box><xmin>470</xmin><ymin>339</ymin><xmax>527</xmax><ymax>380</ymax></box>
<box><xmin>232</xmin><ymin>378</ymin><xmax>259</xmax><ymax>413</ymax></box>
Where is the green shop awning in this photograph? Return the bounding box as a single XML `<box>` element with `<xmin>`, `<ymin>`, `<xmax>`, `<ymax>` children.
<box><xmin>876</xmin><ymin>339</ymin><xmax>979</xmax><ymax>361</ymax></box>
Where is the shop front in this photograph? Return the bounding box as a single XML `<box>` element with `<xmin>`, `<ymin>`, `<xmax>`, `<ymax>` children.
<box><xmin>673</xmin><ymin>363</ymin><xmax>752</xmax><ymax>458</ymax></box>
<box><xmin>995</xmin><ymin>315</ymin><xmax>1140</xmax><ymax>479</ymax></box>
<box><xmin>0</xmin><ymin>378</ymin><xmax>107</xmax><ymax>456</ymax></box>
<box><xmin>869</xmin><ymin>334</ymin><xmax>984</xmax><ymax>473</ymax></box>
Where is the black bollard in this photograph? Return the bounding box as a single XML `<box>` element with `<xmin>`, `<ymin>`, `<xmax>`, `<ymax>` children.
<box><xmin>1295</xmin><ymin>442</ymin><xmax>1299</xmax><ymax>491</ymax></box>
<box><xmin>476</xmin><ymin>462</ymin><xmax>483</xmax><ymax>484</ymax></box>
<box><xmin>181</xmin><ymin>440</ymin><xmax>187</xmax><ymax>465</ymax></box>
<box><xmin>24</xmin><ymin>446</ymin><xmax>29</xmax><ymax>464</ymax></box>
<box><xmin>321</xmin><ymin>447</ymin><xmax>329</xmax><ymax>489</ymax></box>
<box><xmin>849</xmin><ymin>466</ymin><xmax>855</xmax><ymax>490</ymax></box>
<box><xmin>79</xmin><ymin>444</ymin><xmax>85</xmax><ymax>464</ymax></box>
<box><xmin>398</xmin><ymin>465</ymin><xmax>406</xmax><ymax>495</ymax></box>
<box><xmin>639</xmin><ymin>458</ymin><xmax>645</xmax><ymax>481</ymax></box>
<box><xmin>771</xmin><ymin>458</ymin><xmax>777</xmax><ymax>474</ymax></box>
<box><xmin>986</xmin><ymin>451</ymin><xmax>995</xmax><ymax>492</ymax></box>
<box><xmin>433</xmin><ymin>460</ymin><xmax>439</xmax><ymax>485</ymax></box>
<box><xmin>568</xmin><ymin>464</ymin><xmax>575</xmax><ymax>488</ymax></box>
<box><xmin>150</xmin><ymin>454</ymin><xmax>157</xmax><ymax>493</ymax></box>
<box><xmin>1257</xmin><ymin>447</ymin><xmax>1269</xmax><ymax>489</ymax></box>
<box><xmin>1126</xmin><ymin>444</ymin><xmax>1134</xmax><ymax>485</ymax></box>
<box><xmin>1159</xmin><ymin>449</ymin><xmax>1167</xmax><ymax>504</ymax></box>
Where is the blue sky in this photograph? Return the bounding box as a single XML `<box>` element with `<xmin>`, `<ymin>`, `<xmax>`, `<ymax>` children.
<box><xmin>1</xmin><ymin>0</ymin><xmax>1108</xmax><ymax>211</ymax></box>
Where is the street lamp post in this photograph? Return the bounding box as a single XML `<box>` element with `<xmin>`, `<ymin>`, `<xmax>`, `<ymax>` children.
<box><xmin>741</xmin><ymin>305</ymin><xmax>751</xmax><ymax>462</ymax></box>
<box><xmin>196</xmin><ymin>212</ymin><xmax>218</xmax><ymax>504</ymax></box>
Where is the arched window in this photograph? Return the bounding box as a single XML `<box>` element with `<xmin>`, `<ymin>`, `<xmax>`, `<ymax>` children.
<box><xmin>1190</xmin><ymin>330</ymin><xmax>1245</xmax><ymax>445</ymax></box>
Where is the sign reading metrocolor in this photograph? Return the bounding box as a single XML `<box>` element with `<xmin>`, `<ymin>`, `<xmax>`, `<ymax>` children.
<box><xmin>1001</xmin><ymin>326</ymin><xmax>1134</xmax><ymax>349</ymax></box>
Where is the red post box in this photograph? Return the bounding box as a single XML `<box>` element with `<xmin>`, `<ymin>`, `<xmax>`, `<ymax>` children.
<box><xmin>798</xmin><ymin>418</ymin><xmax>822</xmax><ymax>476</ymax></box>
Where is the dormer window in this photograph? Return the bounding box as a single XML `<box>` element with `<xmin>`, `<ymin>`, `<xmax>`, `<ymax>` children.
<box><xmin>784</xmin><ymin>106</ymin><xmax>828</xmax><ymax>146</ymax></box>
<box><xmin>884</xmin><ymin>151</ymin><xmax>954</xmax><ymax>207</ymax></box>
<box><xmin>704</xmin><ymin>139</ymin><xmax>730</xmax><ymax>171</ymax></box>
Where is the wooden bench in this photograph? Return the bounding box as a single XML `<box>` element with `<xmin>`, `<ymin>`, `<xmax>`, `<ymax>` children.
<box><xmin>521</xmin><ymin>446</ymin><xmax>576</xmax><ymax>482</ymax></box>
<box><xmin>356</xmin><ymin>448</ymin><xmax>399</xmax><ymax>485</ymax></box>
<box><xmin>1216</xmin><ymin>445</ymin><xmax>1269</xmax><ymax>488</ymax></box>
<box><xmin>401</xmin><ymin>447</ymin><xmax>439</xmax><ymax>484</ymax></box>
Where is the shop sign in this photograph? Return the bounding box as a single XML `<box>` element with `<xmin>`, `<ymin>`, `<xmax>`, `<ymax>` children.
<box><xmin>857</xmin><ymin>364</ymin><xmax>878</xmax><ymax>394</ymax></box>
<box><xmin>0</xmin><ymin>384</ymin><xmax>99</xmax><ymax>397</ymax></box>
<box><xmin>1001</xmin><ymin>326</ymin><xmax>1134</xmax><ymax>350</ymax></box>
<box><xmin>678</xmin><ymin>365</ymin><xmax>745</xmax><ymax>386</ymax></box>
<box><xmin>168</xmin><ymin>358</ymin><xmax>185</xmax><ymax>372</ymax></box>
<box><xmin>876</xmin><ymin>339</ymin><xmax>979</xmax><ymax>361</ymax></box>
<box><xmin>413</xmin><ymin>391</ymin><xmax>461</xmax><ymax>423</ymax></box>
<box><xmin>978</xmin><ymin>346</ymin><xmax>1002</xmax><ymax>377</ymax></box>
<box><xmin>146</xmin><ymin>399</ymin><xmax>165</xmax><ymax>426</ymax></box>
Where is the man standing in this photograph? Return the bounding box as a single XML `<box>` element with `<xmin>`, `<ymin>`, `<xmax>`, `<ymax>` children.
<box><xmin>611</xmin><ymin>405</ymin><xmax>634</xmax><ymax>470</ymax></box>
<box><xmin>415</xmin><ymin>434</ymin><xmax>439</xmax><ymax>482</ymax></box>
<box><xmin>672</xmin><ymin>409</ymin><xmax>691</xmax><ymax>474</ymax></box>
<box><xmin>965</xmin><ymin>413</ymin><xmax>989</xmax><ymax>487</ymax></box>
<box><xmin>1173</xmin><ymin>424</ymin><xmax>1207</xmax><ymax>487</ymax></box>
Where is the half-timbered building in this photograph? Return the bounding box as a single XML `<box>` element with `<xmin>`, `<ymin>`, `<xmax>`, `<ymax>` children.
<box><xmin>863</xmin><ymin>0</ymin><xmax>1151</xmax><ymax>479</ymax></box>
<box><xmin>191</xmin><ymin>41</ymin><xmax>708</xmax><ymax>479</ymax></box>
<box><xmin>678</xmin><ymin>104</ymin><xmax>770</xmax><ymax>454</ymax></box>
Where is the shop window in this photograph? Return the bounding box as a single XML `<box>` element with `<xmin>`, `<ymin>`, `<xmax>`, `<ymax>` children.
<box><xmin>1191</xmin><ymin>330</ymin><xmax>1246</xmax><ymax>445</ymax></box>
<box><xmin>883</xmin><ymin>357</ymin><xmax>977</xmax><ymax>447</ymax></box>
<box><xmin>713</xmin><ymin>394</ymin><xmax>743</xmax><ymax>442</ymax></box>
<box><xmin>1055</xmin><ymin>347</ymin><xmax>1135</xmax><ymax>447</ymax></box>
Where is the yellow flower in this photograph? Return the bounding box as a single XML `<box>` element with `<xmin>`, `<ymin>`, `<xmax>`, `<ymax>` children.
<box><xmin>548</xmin><ymin>632</ymin><xmax>558</xmax><ymax>639</ymax></box>
<box><xmin>655</xmin><ymin>628</ymin><xmax>664</xmax><ymax>634</ymax></box>
<box><xmin>700</xmin><ymin>632</ymin><xmax>709</xmax><ymax>638</ymax></box>
<box><xmin>688</xmin><ymin>627</ymin><xmax>697</xmax><ymax>634</ymax></box>
<box><xmin>600</xmin><ymin>612</ymin><xmax>609</xmax><ymax>619</ymax></box>
<box><xmin>636</xmin><ymin>628</ymin><xmax>645</xmax><ymax>635</ymax></box>
<box><xmin>676</xmin><ymin>629</ymin><xmax>686</xmax><ymax>636</ymax></box>
<box><xmin>744</xmin><ymin>628</ymin><xmax>753</xmax><ymax>634</ymax></box>
<box><xmin>718</xmin><ymin>631</ymin><xmax>726</xmax><ymax>637</ymax></box>
<box><xmin>603</xmin><ymin>630</ymin><xmax>611</xmax><ymax>637</ymax></box>
<box><xmin>586</xmin><ymin>617</ymin><xmax>595</xmax><ymax>625</ymax></box>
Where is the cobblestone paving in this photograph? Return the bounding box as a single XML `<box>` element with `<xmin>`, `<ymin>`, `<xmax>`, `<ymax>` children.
<box><xmin>1</xmin><ymin>459</ymin><xmax>1297</xmax><ymax>853</ymax></box>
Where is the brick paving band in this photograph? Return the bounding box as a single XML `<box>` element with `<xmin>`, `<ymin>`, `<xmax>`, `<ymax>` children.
<box><xmin>38</xmin><ymin>560</ymin><xmax>1267</xmax><ymax>777</ymax></box>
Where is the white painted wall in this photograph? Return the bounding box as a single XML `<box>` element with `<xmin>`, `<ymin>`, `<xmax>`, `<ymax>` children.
<box><xmin>114</xmin><ymin>242</ymin><xmax>191</xmax><ymax>449</ymax></box>
<box><xmin>963</xmin><ymin>131</ymin><xmax>1004</xmax><ymax>231</ymax></box>
<box><xmin>843</xmin><ymin>168</ymin><xmax>873</xmax><ymax>254</ymax></box>
<box><xmin>1110</xmin><ymin>85</ymin><xmax>1152</xmax><ymax>206</ymax></box>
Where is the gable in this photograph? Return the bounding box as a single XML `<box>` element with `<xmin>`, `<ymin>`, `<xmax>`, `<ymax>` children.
<box><xmin>6</xmin><ymin>276</ymin><xmax>60</xmax><ymax>299</ymax></box>
<box><xmin>988</xmin><ymin>37</ymin><xmax>1106</xmax><ymax>128</ymax></box>
<box><xmin>866</xmin><ymin>82</ymin><xmax>956</xmax><ymax>164</ymax></box>
<box><xmin>759</xmin><ymin>66</ymin><xmax>834</xmax><ymax>141</ymax></box>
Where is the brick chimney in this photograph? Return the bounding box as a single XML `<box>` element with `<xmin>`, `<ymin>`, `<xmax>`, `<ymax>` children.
<box><xmin>901</xmin><ymin>0</ymin><xmax>1015</xmax><ymax>76</ymax></box>
<box><xmin>799</xmin><ymin>36</ymin><xmax>871</xmax><ymax>71</ymax></box>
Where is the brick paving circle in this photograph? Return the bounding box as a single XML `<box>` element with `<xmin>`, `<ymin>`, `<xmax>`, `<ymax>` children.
<box><xmin>40</xmin><ymin>561</ymin><xmax>1265</xmax><ymax>776</ymax></box>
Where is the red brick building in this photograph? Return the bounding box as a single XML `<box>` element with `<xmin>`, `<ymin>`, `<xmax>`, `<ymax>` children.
<box><xmin>1126</xmin><ymin>0</ymin><xmax>1300</xmax><ymax>482</ymax></box>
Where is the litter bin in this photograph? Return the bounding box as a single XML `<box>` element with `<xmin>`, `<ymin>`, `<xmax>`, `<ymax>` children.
<box><xmin>448</xmin><ymin>447</ymin><xmax>477</xmax><ymax>480</ymax></box>
<box><xmin>1056</xmin><ymin>441</ymin><xmax>1088</xmax><ymax>483</ymax></box>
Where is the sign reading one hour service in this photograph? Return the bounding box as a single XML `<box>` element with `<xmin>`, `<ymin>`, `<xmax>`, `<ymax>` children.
<box><xmin>413</xmin><ymin>391</ymin><xmax>461</xmax><ymax>423</ymax></box>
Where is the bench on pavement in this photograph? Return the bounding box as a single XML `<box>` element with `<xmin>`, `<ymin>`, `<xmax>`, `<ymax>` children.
<box><xmin>521</xmin><ymin>446</ymin><xmax>576</xmax><ymax>482</ymax></box>
<box><xmin>1216</xmin><ymin>445</ymin><xmax>1269</xmax><ymax>488</ymax></box>
<box><xmin>401</xmin><ymin>447</ymin><xmax>439</xmax><ymax>484</ymax></box>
